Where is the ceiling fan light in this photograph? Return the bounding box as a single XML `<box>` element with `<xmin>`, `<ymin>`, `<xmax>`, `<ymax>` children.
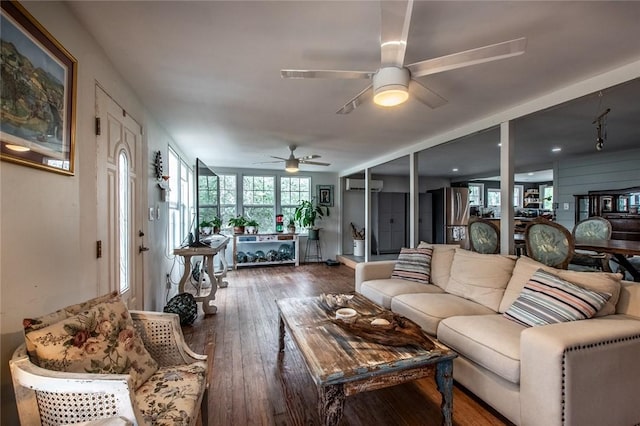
<box><xmin>374</xmin><ymin>87</ymin><xmax>409</xmax><ymax>107</ymax></box>
<box><xmin>285</xmin><ymin>159</ymin><xmax>299</xmax><ymax>173</ymax></box>
<box><xmin>373</xmin><ymin>67</ymin><xmax>410</xmax><ymax>107</ymax></box>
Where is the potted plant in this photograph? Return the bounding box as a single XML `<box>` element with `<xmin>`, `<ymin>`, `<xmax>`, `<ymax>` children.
<box><xmin>294</xmin><ymin>199</ymin><xmax>329</xmax><ymax>240</ymax></box>
<box><xmin>287</xmin><ymin>218</ymin><xmax>296</xmax><ymax>234</ymax></box>
<box><xmin>211</xmin><ymin>216</ymin><xmax>222</xmax><ymax>234</ymax></box>
<box><xmin>199</xmin><ymin>219</ymin><xmax>213</xmax><ymax>235</ymax></box>
<box><xmin>228</xmin><ymin>215</ymin><xmax>248</xmax><ymax>234</ymax></box>
<box><xmin>246</xmin><ymin>219</ymin><xmax>259</xmax><ymax>234</ymax></box>
<box><xmin>350</xmin><ymin>222</ymin><xmax>365</xmax><ymax>257</ymax></box>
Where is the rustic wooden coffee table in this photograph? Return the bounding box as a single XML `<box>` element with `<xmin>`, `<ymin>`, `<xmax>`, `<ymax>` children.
<box><xmin>277</xmin><ymin>294</ymin><xmax>457</xmax><ymax>426</ymax></box>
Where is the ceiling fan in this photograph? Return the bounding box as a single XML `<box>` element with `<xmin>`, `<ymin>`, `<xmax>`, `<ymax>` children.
<box><xmin>261</xmin><ymin>145</ymin><xmax>330</xmax><ymax>172</ymax></box>
<box><xmin>281</xmin><ymin>0</ymin><xmax>526</xmax><ymax>114</ymax></box>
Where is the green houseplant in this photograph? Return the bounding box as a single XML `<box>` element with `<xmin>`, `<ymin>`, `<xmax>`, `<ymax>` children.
<box><xmin>294</xmin><ymin>199</ymin><xmax>329</xmax><ymax>240</ymax></box>
<box><xmin>246</xmin><ymin>219</ymin><xmax>259</xmax><ymax>234</ymax></box>
<box><xmin>199</xmin><ymin>219</ymin><xmax>214</xmax><ymax>235</ymax></box>
<box><xmin>228</xmin><ymin>215</ymin><xmax>248</xmax><ymax>234</ymax></box>
<box><xmin>211</xmin><ymin>216</ymin><xmax>222</xmax><ymax>234</ymax></box>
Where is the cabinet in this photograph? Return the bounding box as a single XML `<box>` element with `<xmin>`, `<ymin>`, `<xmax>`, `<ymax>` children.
<box><xmin>233</xmin><ymin>233</ymin><xmax>299</xmax><ymax>269</ymax></box>
<box><xmin>524</xmin><ymin>189</ymin><xmax>540</xmax><ymax>208</ymax></box>
<box><xmin>574</xmin><ymin>187</ymin><xmax>640</xmax><ymax>241</ymax></box>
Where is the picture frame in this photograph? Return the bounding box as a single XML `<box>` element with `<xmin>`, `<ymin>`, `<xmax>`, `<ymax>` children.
<box><xmin>600</xmin><ymin>196</ymin><xmax>613</xmax><ymax>213</ymax></box>
<box><xmin>1</xmin><ymin>1</ymin><xmax>77</xmax><ymax>175</ymax></box>
<box><xmin>317</xmin><ymin>184</ymin><xmax>334</xmax><ymax>207</ymax></box>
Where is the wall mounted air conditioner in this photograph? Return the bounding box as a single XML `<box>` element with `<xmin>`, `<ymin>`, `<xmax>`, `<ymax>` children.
<box><xmin>345</xmin><ymin>178</ymin><xmax>383</xmax><ymax>192</ymax></box>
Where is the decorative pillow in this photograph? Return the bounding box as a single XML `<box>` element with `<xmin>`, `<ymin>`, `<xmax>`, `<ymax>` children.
<box><xmin>503</xmin><ymin>269</ymin><xmax>612</xmax><ymax>327</ymax></box>
<box><xmin>25</xmin><ymin>298</ymin><xmax>158</xmax><ymax>389</ymax></box>
<box><xmin>23</xmin><ymin>291</ymin><xmax>121</xmax><ymax>357</ymax></box>
<box><xmin>500</xmin><ymin>256</ymin><xmax>622</xmax><ymax>317</ymax></box>
<box><xmin>445</xmin><ymin>248</ymin><xmax>517</xmax><ymax>311</ymax></box>
<box><xmin>390</xmin><ymin>247</ymin><xmax>433</xmax><ymax>284</ymax></box>
<box><xmin>417</xmin><ymin>242</ymin><xmax>459</xmax><ymax>289</ymax></box>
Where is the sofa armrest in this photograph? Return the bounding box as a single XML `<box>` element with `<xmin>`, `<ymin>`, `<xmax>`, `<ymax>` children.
<box><xmin>355</xmin><ymin>260</ymin><xmax>397</xmax><ymax>293</ymax></box>
<box><xmin>130</xmin><ymin>310</ymin><xmax>206</xmax><ymax>367</ymax></box>
<box><xmin>520</xmin><ymin>315</ymin><xmax>640</xmax><ymax>426</ymax></box>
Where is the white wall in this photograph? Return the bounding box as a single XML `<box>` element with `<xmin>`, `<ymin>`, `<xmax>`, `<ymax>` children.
<box><xmin>0</xmin><ymin>3</ymin><xmax>178</xmax><ymax>422</ymax></box>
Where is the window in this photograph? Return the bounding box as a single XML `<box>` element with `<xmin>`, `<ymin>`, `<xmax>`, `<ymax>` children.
<box><xmin>198</xmin><ymin>173</ymin><xmax>218</xmax><ymax>224</ymax></box>
<box><xmin>469</xmin><ymin>183</ymin><xmax>484</xmax><ymax>206</ymax></box>
<box><xmin>280</xmin><ymin>176</ymin><xmax>311</xmax><ymax>223</ymax></box>
<box><xmin>219</xmin><ymin>174</ymin><xmax>237</xmax><ymax>228</ymax></box>
<box><xmin>540</xmin><ymin>185</ymin><xmax>554</xmax><ymax>210</ymax></box>
<box><xmin>118</xmin><ymin>151</ymin><xmax>129</xmax><ymax>293</ymax></box>
<box><xmin>243</xmin><ymin>175</ymin><xmax>275</xmax><ymax>232</ymax></box>
<box><xmin>487</xmin><ymin>188</ymin><xmax>501</xmax><ymax>207</ymax></box>
<box><xmin>167</xmin><ymin>148</ymin><xmax>193</xmax><ymax>252</ymax></box>
<box><xmin>514</xmin><ymin>185</ymin><xmax>524</xmax><ymax>208</ymax></box>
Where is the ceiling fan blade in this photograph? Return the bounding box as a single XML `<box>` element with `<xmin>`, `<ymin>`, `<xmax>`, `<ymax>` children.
<box><xmin>380</xmin><ymin>0</ymin><xmax>413</xmax><ymax>67</ymax></box>
<box><xmin>409</xmin><ymin>80</ymin><xmax>448</xmax><ymax>109</ymax></box>
<box><xmin>299</xmin><ymin>160</ymin><xmax>330</xmax><ymax>166</ymax></box>
<box><xmin>270</xmin><ymin>156</ymin><xmax>288</xmax><ymax>161</ymax></box>
<box><xmin>281</xmin><ymin>70</ymin><xmax>374</xmax><ymax>79</ymax></box>
<box><xmin>407</xmin><ymin>37</ymin><xmax>527</xmax><ymax>78</ymax></box>
<box><xmin>336</xmin><ymin>83</ymin><xmax>373</xmax><ymax>114</ymax></box>
<box><xmin>254</xmin><ymin>160</ymin><xmax>283</xmax><ymax>164</ymax></box>
<box><xmin>298</xmin><ymin>154</ymin><xmax>321</xmax><ymax>161</ymax></box>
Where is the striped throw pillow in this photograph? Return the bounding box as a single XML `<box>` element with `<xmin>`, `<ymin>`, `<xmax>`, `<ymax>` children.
<box><xmin>391</xmin><ymin>247</ymin><xmax>433</xmax><ymax>284</ymax></box>
<box><xmin>503</xmin><ymin>269</ymin><xmax>611</xmax><ymax>327</ymax></box>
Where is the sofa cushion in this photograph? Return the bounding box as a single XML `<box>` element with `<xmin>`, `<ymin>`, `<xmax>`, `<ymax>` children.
<box><xmin>25</xmin><ymin>297</ymin><xmax>159</xmax><ymax>389</ymax></box>
<box><xmin>390</xmin><ymin>247</ymin><xmax>433</xmax><ymax>284</ymax></box>
<box><xmin>391</xmin><ymin>293</ymin><xmax>496</xmax><ymax>336</ymax></box>
<box><xmin>499</xmin><ymin>256</ymin><xmax>622</xmax><ymax>316</ymax></box>
<box><xmin>445</xmin><ymin>249</ymin><xmax>516</xmax><ymax>311</ymax></box>
<box><xmin>503</xmin><ymin>269</ymin><xmax>611</xmax><ymax>327</ymax></box>
<box><xmin>360</xmin><ymin>279</ymin><xmax>444</xmax><ymax>309</ymax></box>
<box><xmin>135</xmin><ymin>361</ymin><xmax>207</xmax><ymax>425</ymax></box>
<box><xmin>417</xmin><ymin>242</ymin><xmax>459</xmax><ymax>289</ymax></box>
<box><xmin>438</xmin><ymin>314</ymin><xmax>525</xmax><ymax>384</ymax></box>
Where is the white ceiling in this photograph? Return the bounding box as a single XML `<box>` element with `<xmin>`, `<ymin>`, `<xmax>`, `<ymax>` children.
<box><xmin>67</xmin><ymin>1</ymin><xmax>640</xmax><ymax>180</ymax></box>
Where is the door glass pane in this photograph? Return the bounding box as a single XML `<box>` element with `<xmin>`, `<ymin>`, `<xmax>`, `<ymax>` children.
<box><xmin>118</xmin><ymin>151</ymin><xmax>130</xmax><ymax>293</ymax></box>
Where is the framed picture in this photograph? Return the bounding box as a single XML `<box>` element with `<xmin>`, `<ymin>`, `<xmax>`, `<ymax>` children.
<box><xmin>317</xmin><ymin>184</ymin><xmax>334</xmax><ymax>207</ymax></box>
<box><xmin>601</xmin><ymin>196</ymin><xmax>613</xmax><ymax>213</ymax></box>
<box><xmin>1</xmin><ymin>1</ymin><xmax>77</xmax><ymax>175</ymax></box>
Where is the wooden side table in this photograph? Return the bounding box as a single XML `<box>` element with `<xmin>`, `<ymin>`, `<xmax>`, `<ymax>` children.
<box><xmin>173</xmin><ymin>236</ymin><xmax>229</xmax><ymax>314</ymax></box>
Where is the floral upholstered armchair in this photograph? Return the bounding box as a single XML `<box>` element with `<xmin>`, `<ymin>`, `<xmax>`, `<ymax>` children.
<box><xmin>468</xmin><ymin>217</ymin><xmax>500</xmax><ymax>254</ymax></box>
<box><xmin>524</xmin><ymin>218</ymin><xmax>574</xmax><ymax>269</ymax></box>
<box><xmin>10</xmin><ymin>292</ymin><xmax>211</xmax><ymax>425</ymax></box>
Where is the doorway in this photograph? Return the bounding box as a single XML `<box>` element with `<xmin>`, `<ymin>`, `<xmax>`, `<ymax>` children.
<box><xmin>96</xmin><ymin>86</ymin><xmax>145</xmax><ymax>309</ymax></box>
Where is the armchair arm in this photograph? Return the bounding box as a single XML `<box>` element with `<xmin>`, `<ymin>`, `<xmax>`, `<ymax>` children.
<box><xmin>10</xmin><ymin>344</ymin><xmax>140</xmax><ymax>425</ymax></box>
<box><xmin>355</xmin><ymin>260</ymin><xmax>397</xmax><ymax>293</ymax></box>
<box><xmin>520</xmin><ymin>316</ymin><xmax>640</xmax><ymax>426</ymax></box>
<box><xmin>130</xmin><ymin>310</ymin><xmax>206</xmax><ymax>367</ymax></box>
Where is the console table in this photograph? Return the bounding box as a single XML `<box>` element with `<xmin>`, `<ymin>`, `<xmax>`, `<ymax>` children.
<box><xmin>173</xmin><ymin>235</ymin><xmax>230</xmax><ymax>315</ymax></box>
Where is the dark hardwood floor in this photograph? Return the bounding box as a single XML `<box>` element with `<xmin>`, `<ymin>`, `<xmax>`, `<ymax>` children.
<box><xmin>181</xmin><ymin>263</ymin><xmax>510</xmax><ymax>426</ymax></box>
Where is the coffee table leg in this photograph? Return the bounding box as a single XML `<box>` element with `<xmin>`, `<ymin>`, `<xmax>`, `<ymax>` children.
<box><xmin>278</xmin><ymin>314</ymin><xmax>286</xmax><ymax>362</ymax></box>
<box><xmin>318</xmin><ymin>384</ymin><xmax>345</xmax><ymax>426</ymax></box>
<box><xmin>436</xmin><ymin>359</ymin><xmax>454</xmax><ymax>426</ymax></box>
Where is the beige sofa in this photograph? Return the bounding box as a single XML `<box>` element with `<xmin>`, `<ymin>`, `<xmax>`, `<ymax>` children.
<box><xmin>355</xmin><ymin>244</ymin><xmax>640</xmax><ymax>426</ymax></box>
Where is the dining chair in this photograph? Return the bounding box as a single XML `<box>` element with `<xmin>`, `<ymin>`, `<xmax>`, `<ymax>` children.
<box><xmin>468</xmin><ymin>217</ymin><xmax>500</xmax><ymax>254</ymax></box>
<box><xmin>570</xmin><ymin>216</ymin><xmax>613</xmax><ymax>272</ymax></box>
<box><xmin>524</xmin><ymin>217</ymin><xmax>574</xmax><ymax>269</ymax></box>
